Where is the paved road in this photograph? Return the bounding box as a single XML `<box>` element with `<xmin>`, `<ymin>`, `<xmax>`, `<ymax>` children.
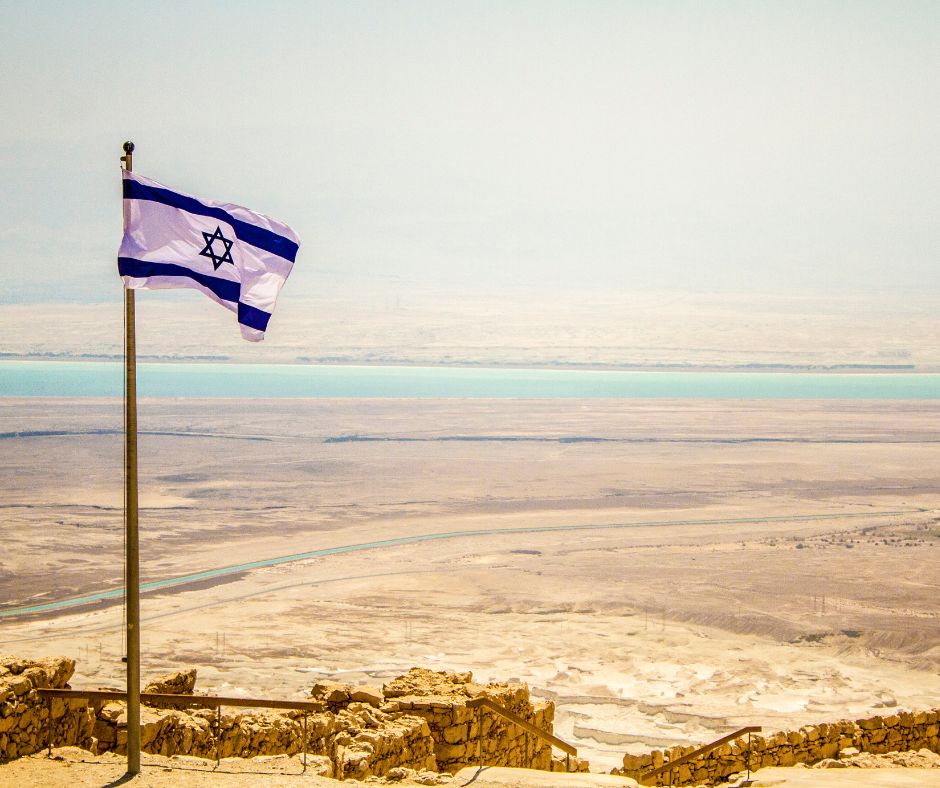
<box><xmin>0</xmin><ymin>509</ymin><xmax>916</xmax><ymax>619</ymax></box>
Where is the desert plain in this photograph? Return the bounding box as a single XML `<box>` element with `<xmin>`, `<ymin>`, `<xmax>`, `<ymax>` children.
<box><xmin>1</xmin><ymin>394</ymin><xmax>939</xmax><ymax>772</ymax></box>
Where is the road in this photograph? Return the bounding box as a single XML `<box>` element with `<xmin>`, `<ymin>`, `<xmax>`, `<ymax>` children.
<box><xmin>0</xmin><ymin>509</ymin><xmax>916</xmax><ymax>619</ymax></box>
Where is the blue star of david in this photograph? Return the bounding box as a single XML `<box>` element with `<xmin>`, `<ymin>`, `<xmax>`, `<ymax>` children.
<box><xmin>198</xmin><ymin>226</ymin><xmax>235</xmax><ymax>270</ymax></box>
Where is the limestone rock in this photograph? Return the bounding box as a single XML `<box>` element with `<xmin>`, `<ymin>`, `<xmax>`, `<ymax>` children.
<box><xmin>303</xmin><ymin>754</ymin><xmax>334</xmax><ymax>777</ymax></box>
<box><xmin>97</xmin><ymin>702</ymin><xmax>126</xmax><ymax>723</ymax></box>
<box><xmin>815</xmin><ymin>758</ymin><xmax>848</xmax><ymax>768</ymax></box>
<box><xmin>7</xmin><ymin>677</ymin><xmax>31</xmax><ymax>697</ymax></box>
<box><xmin>351</xmin><ymin>686</ymin><xmax>384</xmax><ymax>707</ymax></box>
<box><xmin>383</xmin><ymin>668</ymin><xmax>475</xmax><ymax>699</ymax></box>
<box><xmin>144</xmin><ymin>668</ymin><xmax>197</xmax><ymax>696</ymax></box>
<box><xmin>310</xmin><ymin>680</ymin><xmax>352</xmax><ymax>705</ymax></box>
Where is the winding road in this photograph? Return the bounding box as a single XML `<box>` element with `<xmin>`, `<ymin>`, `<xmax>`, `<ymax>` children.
<box><xmin>0</xmin><ymin>509</ymin><xmax>917</xmax><ymax>620</ymax></box>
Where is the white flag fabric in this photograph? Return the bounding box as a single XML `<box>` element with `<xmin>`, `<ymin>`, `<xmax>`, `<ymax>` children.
<box><xmin>118</xmin><ymin>170</ymin><xmax>300</xmax><ymax>341</ymax></box>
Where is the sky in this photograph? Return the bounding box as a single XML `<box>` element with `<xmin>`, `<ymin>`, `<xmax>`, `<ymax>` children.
<box><xmin>1</xmin><ymin>0</ymin><xmax>938</xmax><ymax>303</ymax></box>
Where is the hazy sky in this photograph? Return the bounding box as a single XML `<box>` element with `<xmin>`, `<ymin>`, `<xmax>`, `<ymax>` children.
<box><xmin>1</xmin><ymin>0</ymin><xmax>937</xmax><ymax>303</ymax></box>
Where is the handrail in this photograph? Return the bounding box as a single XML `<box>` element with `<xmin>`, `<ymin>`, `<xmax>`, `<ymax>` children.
<box><xmin>38</xmin><ymin>688</ymin><xmax>321</xmax><ymax>711</ymax></box>
<box><xmin>43</xmin><ymin>689</ymin><xmax>580</xmax><ymax>774</ymax></box>
<box><xmin>38</xmin><ymin>688</ymin><xmax>320</xmax><ymax>773</ymax></box>
<box><xmin>466</xmin><ymin>695</ymin><xmax>577</xmax><ymax>757</ymax></box>
<box><xmin>639</xmin><ymin>726</ymin><xmax>761</xmax><ymax>784</ymax></box>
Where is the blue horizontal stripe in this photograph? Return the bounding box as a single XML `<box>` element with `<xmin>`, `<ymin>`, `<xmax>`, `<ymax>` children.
<box><xmin>238</xmin><ymin>302</ymin><xmax>271</xmax><ymax>331</ymax></box>
<box><xmin>124</xmin><ymin>179</ymin><xmax>298</xmax><ymax>263</ymax></box>
<box><xmin>118</xmin><ymin>257</ymin><xmax>240</xmax><ymax>304</ymax></box>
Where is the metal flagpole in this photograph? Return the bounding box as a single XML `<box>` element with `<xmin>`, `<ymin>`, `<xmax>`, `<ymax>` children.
<box><xmin>120</xmin><ymin>140</ymin><xmax>141</xmax><ymax>775</ymax></box>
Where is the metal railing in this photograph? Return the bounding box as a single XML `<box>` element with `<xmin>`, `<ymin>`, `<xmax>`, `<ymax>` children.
<box><xmin>639</xmin><ymin>726</ymin><xmax>761</xmax><ymax>786</ymax></box>
<box><xmin>465</xmin><ymin>695</ymin><xmax>577</xmax><ymax>771</ymax></box>
<box><xmin>38</xmin><ymin>688</ymin><xmax>322</xmax><ymax>772</ymax></box>
<box><xmin>40</xmin><ymin>688</ymin><xmax>581</xmax><ymax>778</ymax></box>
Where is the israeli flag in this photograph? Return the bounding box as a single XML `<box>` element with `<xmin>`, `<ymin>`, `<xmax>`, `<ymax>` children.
<box><xmin>118</xmin><ymin>170</ymin><xmax>300</xmax><ymax>341</ymax></box>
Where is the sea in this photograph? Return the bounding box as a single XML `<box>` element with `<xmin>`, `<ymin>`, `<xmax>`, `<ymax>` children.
<box><xmin>2</xmin><ymin>360</ymin><xmax>940</xmax><ymax>399</ymax></box>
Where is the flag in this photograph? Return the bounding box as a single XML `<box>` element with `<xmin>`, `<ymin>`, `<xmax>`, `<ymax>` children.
<box><xmin>118</xmin><ymin>170</ymin><xmax>300</xmax><ymax>341</ymax></box>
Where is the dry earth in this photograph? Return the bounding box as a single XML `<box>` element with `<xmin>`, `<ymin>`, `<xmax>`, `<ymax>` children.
<box><xmin>2</xmin><ymin>750</ymin><xmax>940</xmax><ymax>787</ymax></box>
<box><xmin>1</xmin><ymin>397</ymin><xmax>940</xmax><ymax>773</ymax></box>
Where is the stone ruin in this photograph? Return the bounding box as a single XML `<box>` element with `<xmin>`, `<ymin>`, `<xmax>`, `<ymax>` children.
<box><xmin>8</xmin><ymin>652</ymin><xmax>938</xmax><ymax>785</ymax></box>
<box><xmin>617</xmin><ymin>710</ymin><xmax>940</xmax><ymax>786</ymax></box>
<box><xmin>328</xmin><ymin>667</ymin><xmax>585</xmax><ymax>775</ymax></box>
<box><xmin>0</xmin><ymin>655</ymin><xmax>587</xmax><ymax>781</ymax></box>
<box><xmin>0</xmin><ymin>655</ymin><xmax>92</xmax><ymax>763</ymax></box>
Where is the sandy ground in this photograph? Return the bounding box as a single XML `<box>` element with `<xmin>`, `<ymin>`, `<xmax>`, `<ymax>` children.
<box><xmin>0</xmin><ymin>748</ymin><xmax>359</xmax><ymax>787</ymax></box>
<box><xmin>751</xmin><ymin>767</ymin><xmax>940</xmax><ymax>786</ymax></box>
<box><xmin>2</xmin><ymin>751</ymin><xmax>939</xmax><ymax>787</ymax></box>
<box><xmin>2</xmin><ymin>398</ymin><xmax>940</xmax><ymax>773</ymax></box>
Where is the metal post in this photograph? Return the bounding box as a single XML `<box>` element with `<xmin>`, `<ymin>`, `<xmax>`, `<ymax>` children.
<box><xmin>477</xmin><ymin>705</ymin><xmax>483</xmax><ymax>766</ymax></box>
<box><xmin>121</xmin><ymin>140</ymin><xmax>141</xmax><ymax>777</ymax></box>
<box><xmin>746</xmin><ymin>731</ymin><xmax>752</xmax><ymax>781</ymax></box>
<box><xmin>46</xmin><ymin>695</ymin><xmax>53</xmax><ymax>756</ymax></box>
<box><xmin>215</xmin><ymin>706</ymin><xmax>222</xmax><ymax>766</ymax></box>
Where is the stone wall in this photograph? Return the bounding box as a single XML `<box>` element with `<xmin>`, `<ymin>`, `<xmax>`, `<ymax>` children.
<box><xmin>89</xmin><ymin>674</ymin><xmax>434</xmax><ymax>780</ymax></box>
<box><xmin>1</xmin><ymin>658</ymin><xmax>580</xmax><ymax>781</ymax></box>
<box><xmin>379</xmin><ymin>668</ymin><xmax>586</xmax><ymax>774</ymax></box>
<box><xmin>619</xmin><ymin>709</ymin><xmax>940</xmax><ymax>786</ymax></box>
<box><xmin>332</xmin><ymin>704</ymin><xmax>436</xmax><ymax>781</ymax></box>
<box><xmin>0</xmin><ymin>655</ymin><xmax>95</xmax><ymax>764</ymax></box>
<box><xmin>91</xmin><ymin>700</ymin><xmax>337</xmax><ymax>764</ymax></box>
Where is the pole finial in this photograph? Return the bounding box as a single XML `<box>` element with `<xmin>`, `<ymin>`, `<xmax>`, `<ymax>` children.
<box><xmin>121</xmin><ymin>141</ymin><xmax>134</xmax><ymax>171</ymax></box>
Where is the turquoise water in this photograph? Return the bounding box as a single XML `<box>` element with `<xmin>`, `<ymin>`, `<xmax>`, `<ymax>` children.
<box><xmin>1</xmin><ymin>360</ymin><xmax>939</xmax><ymax>399</ymax></box>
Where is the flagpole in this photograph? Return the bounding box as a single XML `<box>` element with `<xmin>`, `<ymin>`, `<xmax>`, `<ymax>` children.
<box><xmin>120</xmin><ymin>139</ymin><xmax>141</xmax><ymax>776</ymax></box>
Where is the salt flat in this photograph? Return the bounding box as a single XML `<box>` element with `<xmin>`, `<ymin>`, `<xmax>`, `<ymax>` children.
<box><xmin>1</xmin><ymin>397</ymin><xmax>939</xmax><ymax>771</ymax></box>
